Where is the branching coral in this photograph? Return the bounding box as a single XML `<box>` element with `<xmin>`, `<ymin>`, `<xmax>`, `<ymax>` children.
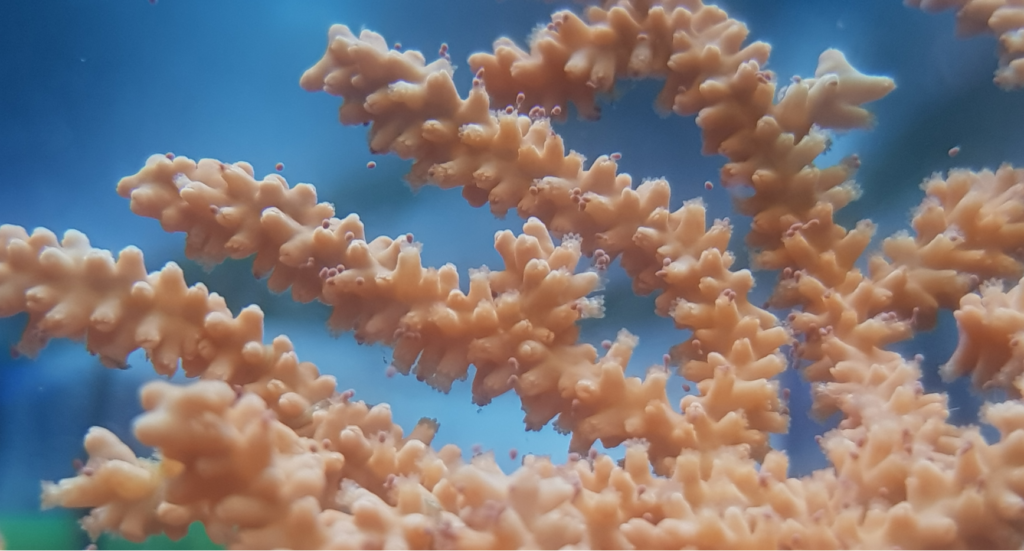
<box><xmin>3</xmin><ymin>0</ymin><xmax>1024</xmax><ymax>549</ymax></box>
<box><xmin>906</xmin><ymin>0</ymin><xmax>1024</xmax><ymax>89</ymax></box>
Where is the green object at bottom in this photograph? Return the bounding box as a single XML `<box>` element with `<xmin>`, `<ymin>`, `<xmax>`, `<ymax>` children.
<box><xmin>0</xmin><ymin>514</ymin><xmax>222</xmax><ymax>550</ymax></box>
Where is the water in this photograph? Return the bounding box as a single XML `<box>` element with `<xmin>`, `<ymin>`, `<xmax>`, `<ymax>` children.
<box><xmin>1</xmin><ymin>0</ymin><xmax>1022</xmax><ymax>548</ymax></box>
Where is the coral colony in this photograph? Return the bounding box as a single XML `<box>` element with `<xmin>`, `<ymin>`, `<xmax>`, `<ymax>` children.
<box><xmin>2</xmin><ymin>0</ymin><xmax>1024</xmax><ymax>548</ymax></box>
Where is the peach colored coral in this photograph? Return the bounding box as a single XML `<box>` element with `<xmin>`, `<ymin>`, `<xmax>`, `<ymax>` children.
<box><xmin>3</xmin><ymin>0</ymin><xmax>1024</xmax><ymax>549</ymax></box>
<box><xmin>906</xmin><ymin>0</ymin><xmax>1024</xmax><ymax>89</ymax></box>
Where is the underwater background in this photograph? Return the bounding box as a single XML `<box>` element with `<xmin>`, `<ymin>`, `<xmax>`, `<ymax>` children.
<box><xmin>1</xmin><ymin>0</ymin><xmax>1023</xmax><ymax>548</ymax></box>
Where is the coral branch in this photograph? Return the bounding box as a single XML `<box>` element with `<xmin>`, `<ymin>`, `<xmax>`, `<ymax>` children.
<box><xmin>907</xmin><ymin>0</ymin><xmax>1024</xmax><ymax>88</ymax></box>
<box><xmin>0</xmin><ymin>223</ymin><xmax>382</xmax><ymax>431</ymax></box>
<box><xmin>116</xmin><ymin>156</ymin><xmax>785</xmax><ymax>469</ymax></box>
<box><xmin>44</xmin><ymin>368</ymin><xmax>1024</xmax><ymax>548</ymax></box>
<box><xmin>5</xmin><ymin>0</ymin><xmax>1024</xmax><ymax>548</ymax></box>
<box><xmin>945</xmin><ymin>277</ymin><xmax>1024</xmax><ymax>392</ymax></box>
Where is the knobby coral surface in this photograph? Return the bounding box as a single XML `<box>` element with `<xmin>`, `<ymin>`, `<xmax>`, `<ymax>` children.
<box><xmin>3</xmin><ymin>0</ymin><xmax>1024</xmax><ymax>549</ymax></box>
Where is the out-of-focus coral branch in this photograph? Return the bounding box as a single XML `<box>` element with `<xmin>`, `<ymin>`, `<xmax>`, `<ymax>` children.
<box><xmin>45</xmin><ymin>380</ymin><xmax>807</xmax><ymax>549</ymax></box>
<box><xmin>44</xmin><ymin>368</ymin><xmax>1024</xmax><ymax>548</ymax></box>
<box><xmin>907</xmin><ymin>0</ymin><xmax>1024</xmax><ymax>89</ymax></box>
<box><xmin>42</xmin><ymin>380</ymin><xmax>439</xmax><ymax>547</ymax></box>
<box><xmin>945</xmin><ymin>277</ymin><xmax>1024</xmax><ymax>392</ymax></box>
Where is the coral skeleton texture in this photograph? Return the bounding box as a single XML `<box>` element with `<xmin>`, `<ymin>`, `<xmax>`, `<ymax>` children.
<box><xmin>2</xmin><ymin>0</ymin><xmax>1024</xmax><ymax>549</ymax></box>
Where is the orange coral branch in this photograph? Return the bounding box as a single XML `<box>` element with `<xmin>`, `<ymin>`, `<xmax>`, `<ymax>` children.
<box><xmin>3</xmin><ymin>0</ymin><xmax>1024</xmax><ymax>548</ymax></box>
<box><xmin>908</xmin><ymin>0</ymin><xmax>1024</xmax><ymax>88</ymax></box>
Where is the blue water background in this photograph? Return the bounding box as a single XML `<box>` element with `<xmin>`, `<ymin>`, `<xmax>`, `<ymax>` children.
<box><xmin>2</xmin><ymin>0</ymin><xmax>1023</xmax><ymax>528</ymax></box>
